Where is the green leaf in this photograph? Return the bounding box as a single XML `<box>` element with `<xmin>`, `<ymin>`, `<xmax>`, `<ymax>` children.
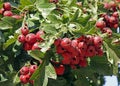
<box><xmin>71</xmin><ymin>9</ymin><xmax>79</xmax><ymax>22</ymax></box>
<box><xmin>77</xmin><ymin>15</ymin><xmax>91</xmax><ymax>26</ymax></box>
<box><xmin>13</xmin><ymin>73</ymin><xmax>20</xmax><ymax>85</ymax></box>
<box><xmin>36</xmin><ymin>3</ymin><xmax>56</xmax><ymax>18</ymax></box>
<box><xmin>43</xmin><ymin>25</ymin><xmax>57</xmax><ymax>35</ymax></box>
<box><xmin>103</xmin><ymin>41</ymin><xmax>120</xmax><ymax>75</ymax></box>
<box><xmin>90</xmin><ymin>56</ymin><xmax>113</xmax><ymax>75</ymax></box>
<box><xmin>0</xmin><ymin>31</ymin><xmax>5</xmax><ymax>43</ymax></box>
<box><xmin>0</xmin><ymin>74</ymin><xmax>8</xmax><ymax>82</ymax></box>
<box><xmin>47</xmin><ymin>14</ymin><xmax>61</xmax><ymax>23</ymax></box>
<box><xmin>1</xmin><ymin>17</ymin><xmax>16</xmax><ymax>26</ymax></box>
<box><xmin>83</xmin><ymin>21</ymin><xmax>96</xmax><ymax>32</ymax></box>
<box><xmin>20</xmin><ymin>0</ymin><xmax>33</xmax><ymax>6</ymax></box>
<box><xmin>28</xmin><ymin>50</ymin><xmax>45</xmax><ymax>60</ymax></box>
<box><xmin>30</xmin><ymin>60</ymin><xmax>46</xmax><ymax>86</ymax></box>
<box><xmin>3</xmin><ymin>34</ymin><xmax>18</xmax><ymax>50</ymax></box>
<box><xmin>48</xmin><ymin>77</ymin><xmax>67</xmax><ymax>86</ymax></box>
<box><xmin>45</xmin><ymin>63</ymin><xmax>57</xmax><ymax>79</ymax></box>
<box><xmin>0</xmin><ymin>21</ymin><xmax>12</xmax><ymax>30</ymax></box>
<box><xmin>66</xmin><ymin>0</ymin><xmax>77</xmax><ymax>7</ymax></box>
<box><xmin>36</xmin><ymin>0</ymin><xmax>49</xmax><ymax>4</ymax></box>
<box><xmin>74</xmin><ymin>77</ymin><xmax>90</xmax><ymax>86</ymax></box>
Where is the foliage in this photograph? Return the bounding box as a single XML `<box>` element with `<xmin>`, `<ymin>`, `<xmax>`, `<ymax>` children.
<box><xmin>0</xmin><ymin>0</ymin><xmax>120</xmax><ymax>86</ymax></box>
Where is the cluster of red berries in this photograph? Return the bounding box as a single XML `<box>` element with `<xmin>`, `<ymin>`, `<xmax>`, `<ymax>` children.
<box><xmin>0</xmin><ymin>2</ymin><xmax>21</xmax><ymax>19</ymax></box>
<box><xmin>96</xmin><ymin>1</ymin><xmax>119</xmax><ymax>37</ymax></box>
<box><xmin>53</xmin><ymin>35</ymin><xmax>103</xmax><ymax>75</ymax></box>
<box><xmin>103</xmin><ymin>1</ymin><xmax>118</xmax><ymax>11</ymax></box>
<box><xmin>19</xmin><ymin>65</ymin><xmax>38</xmax><ymax>84</ymax></box>
<box><xmin>18</xmin><ymin>25</ymin><xmax>44</xmax><ymax>51</ymax></box>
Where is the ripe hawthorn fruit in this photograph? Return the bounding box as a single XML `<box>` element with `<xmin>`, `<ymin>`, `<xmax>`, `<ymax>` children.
<box><xmin>86</xmin><ymin>46</ymin><xmax>96</xmax><ymax>57</ymax></box>
<box><xmin>93</xmin><ymin>36</ymin><xmax>103</xmax><ymax>47</ymax></box>
<box><xmin>12</xmin><ymin>15</ymin><xmax>22</xmax><ymax>19</ymax></box>
<box><xmin>106</xmin><ymin>28</ymin><xmax>112</xmax><ymax>36</ymax></box>
<box><xmin>112</xmin><ymin>12</ymin><xmax>119</xmax><ymax>18</ymax></box>
<box><xmin>32</xmin><ymin>42</ymin><xmax>41</xmax><ymax>50</ymax></box>
<box><xmin>29</xmin><ymin>65</ymin><xmax>38</xmax><ymax>74</ymax></box>
<box><xmin>21</xmin><ymin>26</ymin><xmax>29</xmax><ymax>36</ymax></box>
<box><xmin>56</xmin><ymin>45</ymin><xmax>66</xmax><ymax>54</ymax></box>
<box><xmin>78</xmin><ymin>42</ymin><xmax>87</xmax><ymax>51</ymax></box>
<box><xmin>71</xmin><ymin>39</ymin><xmax>78</xmax><ymax>48</ymax></box>
<box><xmin>23</xmin><ymin>42</ymin><xmax>33</xmax><ymax>51</ymax></box>
<box><xmin>54</xmin><ymin>65</ymin><xmax>65</xmax><ymax>75</ymax></box>
<box><xmin>61</xmin><ymin>52</ymin><xmax>71</xmax><ymax>65</ymax></box>
<box><xmin>36</xmin><ymin>30</ymin><xmax>44</xmax><ymax>41</ymax></box>
<box><xmin>60</xmin><ymin>38</ymin><xmax>71</xmax><ymax>49</ymax></box>
<box><xmin>109</xmin><ymin>16</ymin><xmax>116</xmax><ymax>23</ymax></box>
<box><xmin>25</xmin><ymin>33</ymin><xmax>37</xmax><ymax>44</ymax></box>
<box><xmin>54</xmin><ymin>38</ymin><xmax>61</xmax><ymax>47</ymax></box>
<box><xmin>96</xmin><ymin>20</ymin><xmax>106</xmax><ymax>29</ymax></box>
<box><xmin>20</xmin><ymin>66</ymin><xmax>29</xmax><ymax>75</ymax></box>
<box><xmin>18</xmin><ymin>34</ymin><xmax>26</xmax><ymax>43</ymax></box>
<box><xmin>71</xmin><ymin>56</ymin><xmax>80</xmax><ymax>65</ymax></box>
<box><xmin>79</xmin><ymin>59</ymin><xmax>87</xmax><ymax>67</ymax></box>
<box><xmin>3</xmin><ymin>11</ymin><xmax>13</xmax><ymax>16</ymax></box>
<box><xmin>3</xmin><ymin>2</ymin><xmax>11</xmax><ymax>11</ymax></box>
<box><xmin>20</xmin><ymin>74</ymin><xmax>30</xmax><ymax>84</ymax></box>
<box><xmin>0</xmin><ymin>8</ymin><xmax>4</xmax><ymax>14</ymax></box>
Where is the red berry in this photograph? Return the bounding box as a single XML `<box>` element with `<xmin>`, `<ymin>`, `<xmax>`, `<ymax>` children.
<box><xmin>109</xmin><ymin>16</ymin><xmax>116</xmax><ymax>24</ymax></box>
<box><xmin>104</xmin><ymin>3</ymin><xmax>110</xmax><ymax>9</ymax></box>
<box><xmin>54</xmin><ymin>38</ymin><xmax>61</xmax><ymax>46</ymax></box>
<box><xmin>79</xmin><ymin>59</ymin><xmax>87</xmax><ymax>67</ymax></box>
<box><xmin>77</xmin><ymin>36</ymin><xmax>86</xmax><ymax>42</ymax></box>
<box><xmin>36</xmin><ymin>30</ymin><xmax>44</xmax><ymax>41</ymax></box>
<box><xmin>106</xmin><ymin>28</ymin><xmax>112</xmax><ymax>37</ymax></box>
<box><xmin>29</xmin><ymin>65</ymin><xmax>38</xmax><ymax>74</ymax></box>
<box><xmin>71</xmin><ymin>56</ymin><xmax>79</xmax><ymax>65</ymax></box>
<box><xmin>112</xmin><ymin>12</ymin><xmax>119</xmax><ymax>18</ymax></box>
<box><xmin>0</xmin><ymin>8</ymin><xmax>4</xmax><ymax>14</ymax></box>
<box><xmin>25</xmin><ymin>33</ymin><xmax>37</xmax><ymax>44</ymax></box>
<box><xmin>3</xmin><ymin>11</ymin><xmax>13</xmax><ymax>17</ymax></box>
<box><xmin>86</xmin><ymin>35</ymin><xmax>94</xmax><ymax>45</ymax></box>
<box><xmin>61</xmin><ymin>52</ymin><xmax>71</xmax><ymax>65</ymax></box>
<box><xmin>117</xmin><ymin>0</ymin><xmax>120</xmax><ymax>2</ymax></box>
<box><xmin>96</xmin><ymin>20</ymin><xmax>106</xmax><ymax>29</ymax></box>
<box><xmin>70</xmin><ymin>48</ymin><xmax>79</xmax><ymax>57</ymax></box>
<box><xmin>109</xmin><ymin>1</ymin><xmax>116</xmax><ymax>8</ymax></box>
<box><xmin>12</xmin><ymin>15</ymin><xmax>22</xmax><ymax>19</ymax></box>
<box><xmin>93</xmin><ymin>36</ymin><xmax>103</xmax><ymax>47</ymax></box>
<box><xmin>113</xmin><ymin>24</ymin><xmax>118</xmax><ymax>29</ymax></box>
<box><xmin>3</xmin><ymin>2</ymin><xmax>11</xmax><ymax>11</ymax></box>
<box><xmin>23</xmin><ymin>42</ymin><xmax>33</xmax><ymax>51</ymax></box>
<box><xmin>86</xmin><ymin>46</ymin><xmax>96</xmax><ymax>57</ymax></box>
<box><xmin>21</xmin><ymin>26</ymin><xmax>29</xmax><ymax>36</ymax></box>
<box><xmin>71</xmin><ymin>39</ymin><xmax>78</xmax><ymax>48</ymax></box>
<box><xmin>18</xmin><ymin>34</ymin><xmax>25</xmax><ymax>43</ymax></box>
<box><xmin>70</xmin><ymin>64</ymin><xmax>76</xmax><ymax>69</ymax></box>
<box><xmin>20</xmin><ymin>74</ymin><xmax>30</xmax><ymax>84</ymax></box>
<box><xmin>97</xmin><ymin>48</ymin><xmax>103</xmax><ymax>57</ymax></box>
<box><xmin>56</xmin><ymin>46</ymin><xmax>66</xmax><ymax>54</ymax></box>
<box><xmin>20</xmin><ymin>66</ymin><xmax>29</xmax><ymax>75</ymax></box>
<box><xmin>32</xmin><ymin>42</ymin><xmax>41</xmax><ymax>50</ymax></box>
<box><xmin>101</xmin><ymin>27</ymin><xmax>108</xmax><ymax>33</ymax></box>
<box><xmin>78</xmin><ymin>42</ymin><xmax>87</xmax><ymax>51</ymax></box>
<box><xmin>54</xmin><ymin>65</ymin><xmax>65</xmax><ymax>75</ymax></box>
<box><xmin>60</xmin><ymin>38</ymin><xmax>71</xmax><ymax>49</ymax></box>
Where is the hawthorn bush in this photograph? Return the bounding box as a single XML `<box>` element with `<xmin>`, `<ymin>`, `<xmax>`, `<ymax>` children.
<box><xmin>0</xmin><ymin>0</ymin><xmax>120</xmax><ymax>86</ymax></box>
